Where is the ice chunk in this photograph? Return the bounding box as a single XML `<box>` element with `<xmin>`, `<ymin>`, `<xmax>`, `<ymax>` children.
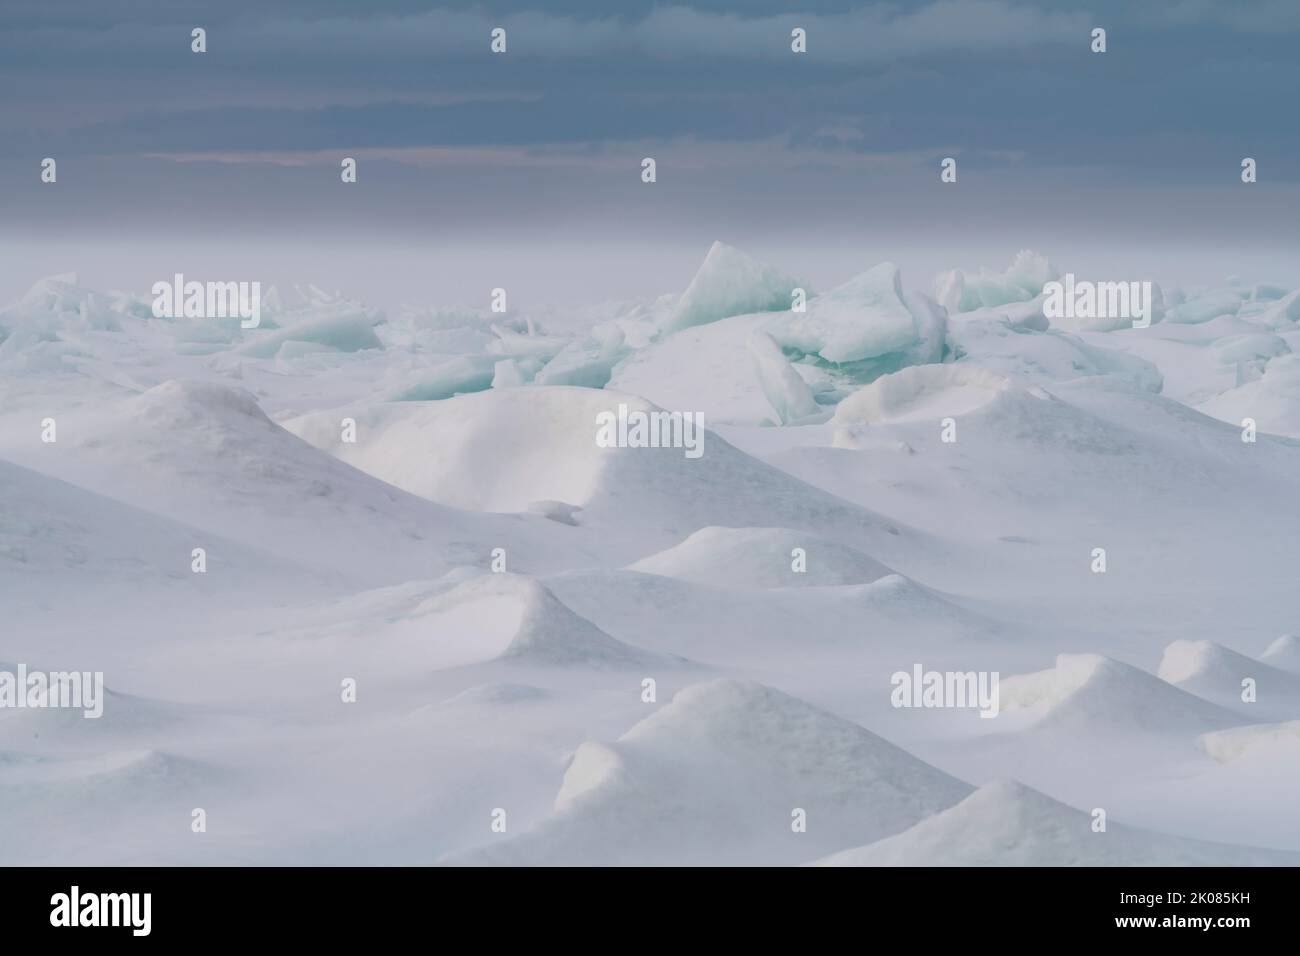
<box><xmin>660</xmin><ymin>241</ymin><xmax>805</xmax><ymax>335</ymax></box>
<box><xmin>534</xmin><ymin>324</ymin><xmax>627</xmax><ymax>388</ymax></box>
<box><xmin>385</xmin><ymin>354</ymin><xmax>498</xmax><ymax>401</ymax></box>
<box><xmin>934</xmin><ymin>269</ymin><xmax>964</xmax><ymax>315</ymax></box>
<box><xmin>239</xmin><ymin>311</ymin><xmax>383</xmax><ymax>358</ymax></box>
<box><xmin>769</xmin><ymin>263</ymin><xmax>915</xmax><ymax>363</ymax></box>
<box><xmin>487</xmin><ymin>322</ymin><xmax>569</xmax><ymax>362</ymax></box>
<box><xmin>491</xmin><ymin>358</ymin><xmax>524</xmax><ymax>388</ymax></box>
<box><xmin>1258</xmin><ymin>289</ymin><xmax>1300</xmax><ymax>329</ymax></box>
<box><xmin>747</xmin><ymin>331</ymin><xmax>822</xmax><ymax>424</ymax></box>
<box><xmin>764</xmin><ymin>263</ymin><xmax>947</xmax><ymax>368</ymax></box>
<box><xmin>1164</xmin><ymin>289</ymin><xmax>1241</xmax><ymax>325</ymax></box>
<box><xmin>936</xmin><ymin>250</ymin><xmax>1057</xmax><ymax>313</ymax></box>
<box><xmin>1196</xmin><ymin>353</ymin><xmax>1300</xmax><ymax>438</ymax></box>
<box><xmin>1214</xmin><ymin>332</ymin><xmax>1289</xmax><ymax>366</ymax></box>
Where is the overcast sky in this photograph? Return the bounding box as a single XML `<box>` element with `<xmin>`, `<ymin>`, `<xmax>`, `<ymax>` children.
<box><xmin>3</xmin><ymin>1</ymin><xmax>1297</xmax><ymax>305</ymax></box>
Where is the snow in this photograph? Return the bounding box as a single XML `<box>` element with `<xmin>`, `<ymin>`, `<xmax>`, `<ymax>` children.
<box><xmin>284</xmin><ymin>385</ymin><xmax>909</xmax><ymax>564</ymax></box>
<box><xmin>831</xmin><ymin>364</ymin><xmax>1016</xmax><ymax>436</ymax></box>
<box><xmin>1261</xmin><ymin>634</ymin><xmax>1300</xmax><ymax>671</ymax></box>
<box><xmin>442</xmin><ymin>679</ymin><xmax>972</xmax><ymax>865</ymax></box>
<box><xmin>998</xmin><ymin>653</ymin><xmax>1241</xmax><ymax>736</ymax></box>
<box><xmin>5</xmin><ymin>251</ymin><xmax>1300</xmax><ymax>866</ymax></box>
<box><xmin>1197</xmin><ymin>353</ymin><xmax>1300</xmax><ymax>437</ymax></box>
<box><xmin>628</xmin><ymin>526</ymin><xmax>893</xmax><ymax>589</ymax></box>
<box><xmin>1157</xmin><ymin>639</ymin><xmax>1300</xmax><ymax>721</ymax></box>
<box><xmin>815</xmin><ymin>779</ymin><xmax>1298</xmax><ymax>866</ymax></box>
<box><xmin>1198</xmin><ymin>721</ymin><xmax>1300</xmax><ymax>764</ymax></box>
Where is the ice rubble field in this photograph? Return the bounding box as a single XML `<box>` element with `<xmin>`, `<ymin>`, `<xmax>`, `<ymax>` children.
<box><xmin>2</xmin><ymin>244</ymin><xmax>1300</xmax><ymax>866</ymax></box>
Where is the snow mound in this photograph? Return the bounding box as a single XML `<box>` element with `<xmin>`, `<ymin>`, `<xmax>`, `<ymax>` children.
<box><xmin>1157</xmin><ymin>640</ymin><xmax>1300</xmax><ymax>719</ymax></box>
<box><xmin>0</xmin><ymin>379</ymin><xmax>552</xmax><ymax>586</ymax></box>
<box><xmin>608</xmin><ymin>313</ymin><xmax>805</xmax><ymax>426</ymax></box>
<box><xmin>945</xmin><ymin>316</ymin><xmax>1163</xmax><ymax>391</ymax></box>
<box><xmin>629</xmin><ymin>527</ymin><xmax>893</xmax><ymax>590</ymax></box>
<box><xmin>496</xmin><ymin>578</ymin><xmax>676</xmax><ymax>669</ymax></box>
<box><xmin>418</xmin><ymin>573</ymin><xmax>680</xmax><ymax>670</ymax></box>
<box><xmin>442</xmin><ymin>679</ymin><xmax>972</xmax><ymax>865</ymax></box>
<box><xmin>660</xmin><ymin>242</ymin><xmax>805</xmax><ymax>336</ymax></box>
<box><xmin>1258</xmin><ymin>289</ymin><xmax>1300</xmax><ymax>328</ymax></box>
<box><xmin>1197</xmin><ymin>353</ymin><xmax>1300</xmax><ymax>438</ymax></box>
<box><xmin>0</xmin><ymin>457</ymin><xmax>315</xmax><ymax>602</ymax></box>
<box><xmin>1000</xmin><ymin>654</ymin><xmax>1241</xmax><ymax>736</ymax></box>
<box><xmin>1198</xmin><ymin>720</ymin><xmax>1300</xmax><ymax>763</ymax></box>
<box><xmin>815</xmin><ymin>779</ymin><xmax>1297</xmax><ymax>866</ymax></box>
<box><xmin>1261</xmin><ymin>634</ymin><xmax>1300</xmax><ymax>671</ymax></box>
<box><xmin>832</xmin><ymin>364</ymin><xmax>1016</xmax><ymax>434</ymax></box>
<box><xmin>0</xmin><ymin>748</ymin><xmax>199</xmax><ymax>789</ymax></box>
<box><xmin>286</xmin><ymin>387</ymin><xmax>906</xmax><ymax>562</ymax></box>
<box><xmin>0</xmin><ymin>675</ymin><xmax>190</xmax><ymax>746</ymax></box>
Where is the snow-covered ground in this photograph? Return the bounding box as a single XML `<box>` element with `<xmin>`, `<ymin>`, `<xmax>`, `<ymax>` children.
<box><xmin>2</xmin><ymin>247</ymin><xmax>1298</xmax><ymax>866</ymax></box>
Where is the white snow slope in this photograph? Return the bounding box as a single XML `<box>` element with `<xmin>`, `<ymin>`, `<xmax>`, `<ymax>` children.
<box><xmin>3</xmin><ymin>246</ymin><xmax>1298</xmax><ymax>866</ymax></box>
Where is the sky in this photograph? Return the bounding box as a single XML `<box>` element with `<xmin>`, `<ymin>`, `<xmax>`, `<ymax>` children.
<box><xmin>2</xmin><ymin>0</ymin><xmax>1298</xmax><ymax>307</ymax></box>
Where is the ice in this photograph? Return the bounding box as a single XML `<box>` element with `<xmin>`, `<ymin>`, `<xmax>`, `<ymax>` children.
<box><xmin>1257</xmin><ymin>289</ymin><xmax>1300</xmax><ymax>329</ymax></box>
<box><xmin>1164</xmin><ymin>288</ymin><xmax>1243</xmax><ymax>325</ymax></box>
<box><xmin>1197</xmin><ymin>353</ymin><xmax>1300</xmax><ymax>438</ymax></box>
<box><xmin>660</xmin><ymin>241</ymin><xmax>806</xmax><ymax>336</ymax></box>
<box><xmin>764</xmin><ymin>262</ymin><xmax>946</xmax><ymax>367</ymax></box>
<box><xmin>239</xmin><ymin>311</ymin><xmax>383</xmax><ymax>358</ymax></box>
<box><xmin>384</xmin><ymin>354</ymin><xmax>499</xmax><ymax>401</ymax></box>
<box><xmin>945</xmin><ymin>314</ymin><xmax>1163</xmax><ymax>392</ymax></box>
<box><xmin>933</xmin><ymin>250</ymin><xmax>1057</xmax><ymax>314</ymax></box>
<box><xmin>533</xmin><ymin>325</ymin><xmax>627</xmax><ymax>388</ymax></box>
<box><xmin>487</xmin><ymin>322</ymin><xmax>569</xmax><ymax>363</ymax></box>
<box><xmin>747</xmin><ymin>331</ymin><xmax>823</xmax><ymax>424</ymax></box>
